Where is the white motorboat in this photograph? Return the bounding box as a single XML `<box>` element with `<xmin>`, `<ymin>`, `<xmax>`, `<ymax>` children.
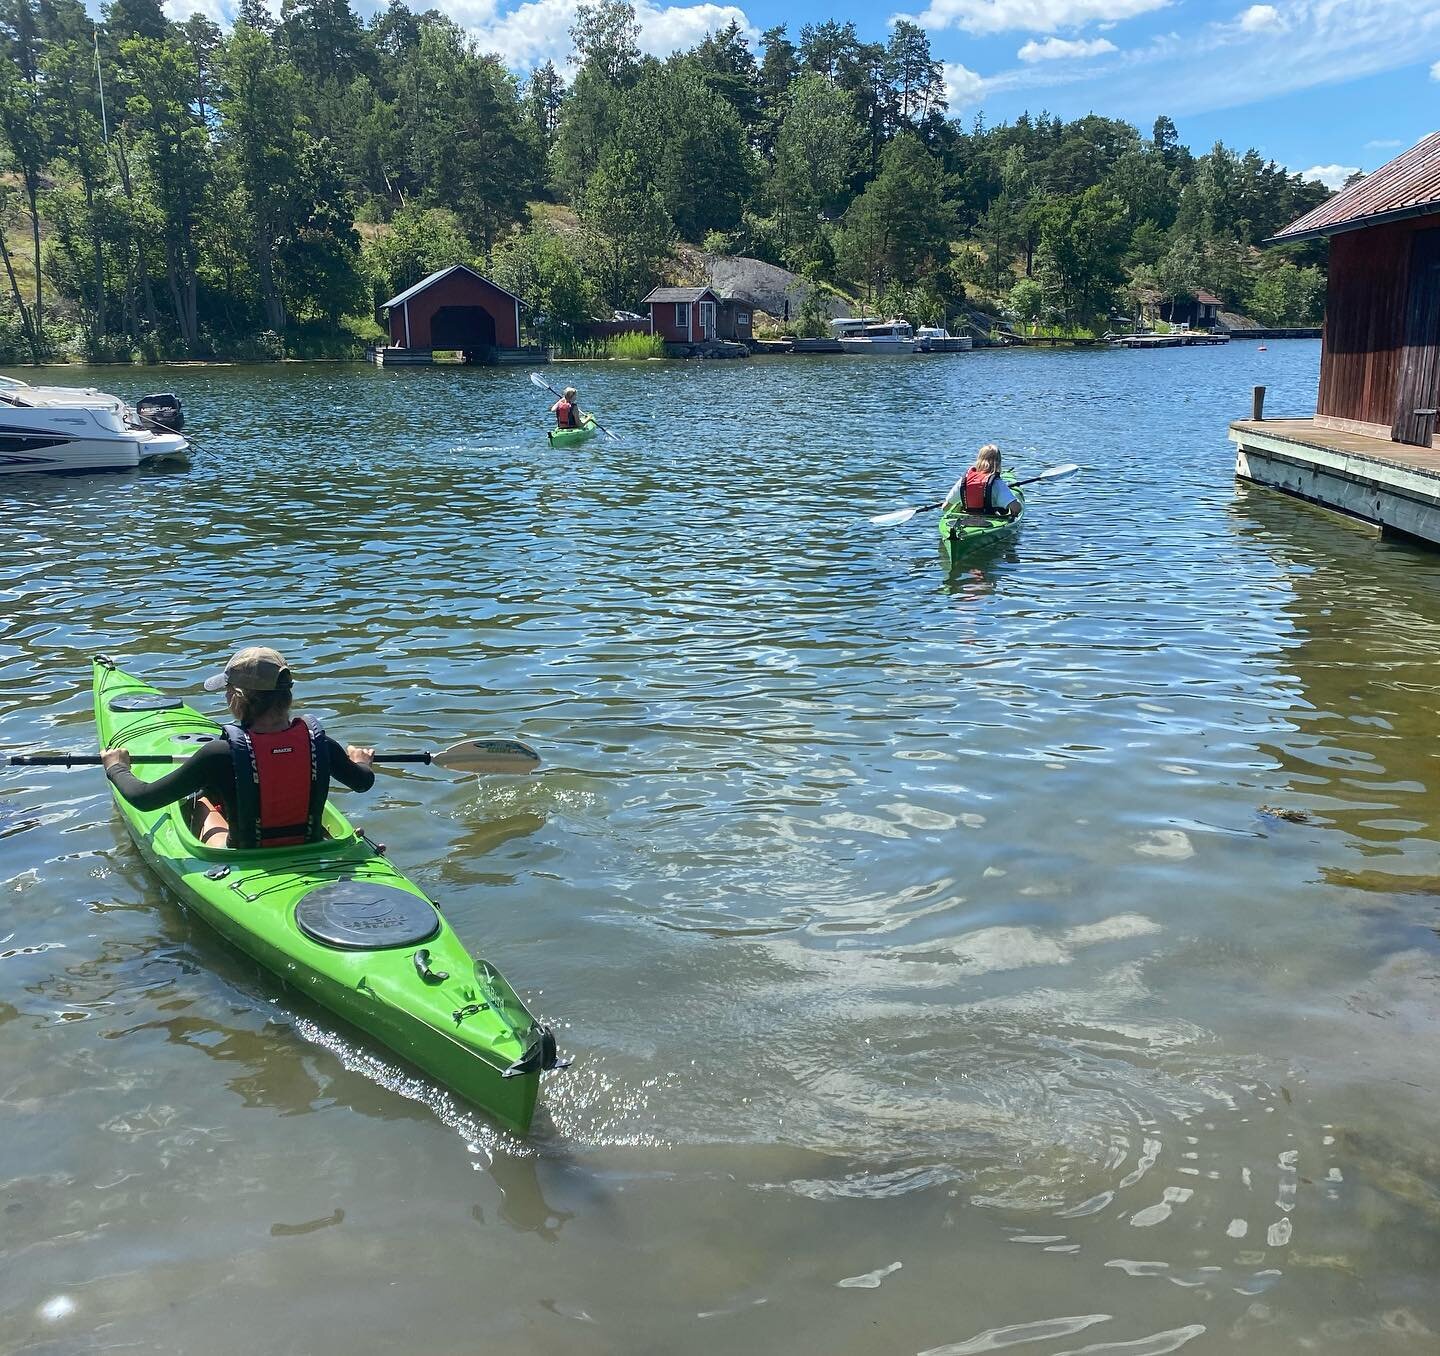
<box><xmin>915</xmin><ymin>326</ymin><xmax>973</xmax><ymax>353</ymax></box>
<box><xmin>832</xmin><ymin>317</ymin><xmax>916</xmax><ymax>354</ymax></box>
<box><xmin>0</xmin><ymin>376</ymin><xmax>189</xmax><ymax>475</ymax></box>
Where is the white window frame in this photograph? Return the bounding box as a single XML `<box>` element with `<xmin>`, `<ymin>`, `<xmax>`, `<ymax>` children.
<box><xmin>700</xmin><ymin>301</ymin><xmax>716</xmax><ymax>338</ymax></box>
<box><xmin>674</xmin><ymin>303</ymin><xmax>688</xmax><ymax>330</ymax></box>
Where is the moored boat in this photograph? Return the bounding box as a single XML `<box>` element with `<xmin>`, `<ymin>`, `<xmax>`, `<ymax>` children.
<box><xmin>915</xmin><ymin>327</ymin><xmax>973</xmax><ymax>353</ymax></box>
<box><xmin>91</xmin><ymin>656</ymin><xmax>558</xmax><ymax>1133</ymax></box>
<box><xmin>938</xmin><ymin>473</ymin><xmax>1024</xmax><ymax>559</ymax></box>
<box><xmin>547</xmin><ymin>416</ymin><xmax>599</xmax><ymax>447</ymax></box>
<box><xmin>832</xmin><ymin>317</ymin><xmax>916</xmax><ymax>354</ymax></box>
<box><xmin>1</xmin><ymin>376</ymin><xmax>189</xmax><ymax>475</ymax></box>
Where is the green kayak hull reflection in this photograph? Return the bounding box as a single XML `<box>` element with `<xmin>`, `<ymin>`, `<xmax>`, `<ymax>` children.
<box><xmin>92</xmin><ymin>656</ymin><xmax>557</xmax><ymax>1133</ymax></box>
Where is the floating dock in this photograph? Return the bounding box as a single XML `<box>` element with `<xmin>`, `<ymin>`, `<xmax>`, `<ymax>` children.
<box><xmin>368</xmin><ymin>346</ymin><xmax>548</xmax><ymax>366</ymax></box>
<box><xmin>1230</xmin><ymin>416</ymin><xmax>1440</xmax><ymax>546</ymax></box>
<box><xmin>1112</xmin><ymin>332</ymin><xmax>1229</xmax><ymax>348</ymax></box>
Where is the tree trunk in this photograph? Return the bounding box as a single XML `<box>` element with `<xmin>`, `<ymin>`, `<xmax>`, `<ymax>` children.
<box><xmin>256</xmin><ymin>226</ymin><xmax>286</xmax><ymax>331</ymax></box>
<box><xmin>0</xmin><ymin>228</ymin><xmax>40</xmax><ymax>362</ymax></box>
<box><xmin>26</xmin><ymin>184</ymin><xmax>42</xmax><ymax>356</ymax></box>
<box><xmin>82</xmin><ymin>178</ymin><xmax>108</xmax><ymax>336</ymax></box>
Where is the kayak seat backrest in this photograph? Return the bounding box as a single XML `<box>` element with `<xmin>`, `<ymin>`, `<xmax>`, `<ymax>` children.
<box><xmin>295</xmin><ymin>880</ymin><xmax>440</xmax><ymax>951</ymax></box>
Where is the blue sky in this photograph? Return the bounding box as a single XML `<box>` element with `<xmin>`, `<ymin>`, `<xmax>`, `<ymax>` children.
<box><xmin>166</xmin><ymin>0</ymin><xmax>1440</xmax><ymax>188</ymax></box>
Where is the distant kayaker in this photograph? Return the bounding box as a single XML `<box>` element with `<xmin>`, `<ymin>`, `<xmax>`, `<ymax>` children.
<box><xmin>551</xmin><ymin>386</ymin><xmax>584</xmax><ymax>430</ymax></box>
<box><xmin>101</xmin><ymin>646</ymin><xmax>376</xmax><ymax>851</ymax></box>
<box><xmin>945</xmin><ymin>444</ymin><xmax>1021</xmax><ymax>519</ymax></box>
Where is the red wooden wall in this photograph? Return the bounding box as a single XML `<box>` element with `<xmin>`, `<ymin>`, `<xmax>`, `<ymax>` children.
<box><xmin>388</xmin><ymin>271</ymin><xmax>520</xmax><ymax>348</ymax></box>
<box><xmin>1317</xmin><ymin>216</ymin><xmax>1437</xmax><ymax>428</ymax></box>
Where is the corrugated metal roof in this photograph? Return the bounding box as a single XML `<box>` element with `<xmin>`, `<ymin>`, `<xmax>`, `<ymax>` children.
<box><xmin>1270</xmin><ymin>131</ymin><xmax>1440</xmax><ymax>243</ymax></box>
<box><xmin>380</xmin><ymin>264</ymin><xmax>524</xmax><ymax>310</ymax></box>
<box><xmin>641</xmin><ymin>287</ymin><xmax>719</xmax><ymax>304</ymax></box>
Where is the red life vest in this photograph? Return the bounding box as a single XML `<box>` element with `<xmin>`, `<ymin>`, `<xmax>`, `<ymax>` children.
<box><xmin>223</xmin><ymin>716</ymin><xmax>329</xmax><ymax>849</ymax></box>
<box><xmin>555</xmin><ymin>399</ymin><xmax>579</xmax><ymax>429</ymax></box>
<box><xmin>962</xmin><ymin>468</ymin><xmax>998</xmax><ymax>514</ymax></box>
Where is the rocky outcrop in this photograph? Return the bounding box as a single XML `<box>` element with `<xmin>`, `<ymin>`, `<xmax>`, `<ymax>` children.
<box><xmin>696</xmin><ymin>255</ymin><xmax>851</xmax><ymax>322</ymax></box>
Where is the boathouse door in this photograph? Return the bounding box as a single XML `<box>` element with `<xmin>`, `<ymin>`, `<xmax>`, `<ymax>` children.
<box><xmin>1393</xmin><ymin>228</ymin><xmax>1440</xmax><ymax>447</ymax></box>
<box><xmin>430</xmin><ymin>305</ymin><xmax>497</xmax><ymax>362</ymax></box>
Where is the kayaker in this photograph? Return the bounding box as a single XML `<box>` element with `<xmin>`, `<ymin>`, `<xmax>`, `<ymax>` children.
<box><xmin>550</xmin><ymin>386</ymin><xmax>584</xmax><ymax>430</ymax></box>
<box><xmin>945</xmin><ymin>444</ymin><xmax>1021</xmax><ymax>519</ymax></box>
<box><xmin>100</xmin><ymin>646</ymin><xmax>376</xmax><ymax>850</ymax></box>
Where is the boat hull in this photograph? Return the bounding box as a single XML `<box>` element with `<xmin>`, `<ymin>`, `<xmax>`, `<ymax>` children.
<box><xmin>92</xmin><ymin>657</ymin><xmax>551</xmax><ymax>1132</ymax></box>
<box><xmin>0</xmin><ymin>433</ymin><xmax>141</xmax><ymax>475</ymax></box>
<box><xmin>837</xmin><ymin>338</ymin><xmax>914</xmax><ymax>355</ymax></box>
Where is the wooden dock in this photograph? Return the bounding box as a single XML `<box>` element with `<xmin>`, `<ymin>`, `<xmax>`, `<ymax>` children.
<box><xmin>1230</xmin><ymin>416</ymin><xmax>1440</xmax><ymax>546</ymax></box>
<box><xmin>1112</xmin><ymin>332</ymin><xmax>1229</xmax><ymax>348</ymax></box>
<box><xmin>368</xmin><ymin>346</ymin><xmax>548</xmax><ymax>366</ymax></box>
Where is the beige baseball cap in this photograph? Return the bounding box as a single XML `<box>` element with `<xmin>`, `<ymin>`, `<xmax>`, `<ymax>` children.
<box><xmin>203</xmin><ymin>646</ymin><xmax>294</xmax><ymax>693</ymax></box>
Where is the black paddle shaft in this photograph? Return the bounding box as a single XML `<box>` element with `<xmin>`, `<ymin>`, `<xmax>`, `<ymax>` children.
<box><xmin>6</xmin><ymin>751</ymin><xmax>432</xmax><ymax>768</ymax></box>
<box><xmin>921</xmin><ymin>471</ymin><xmax>1063</xmax><ymax>515</ymax></box>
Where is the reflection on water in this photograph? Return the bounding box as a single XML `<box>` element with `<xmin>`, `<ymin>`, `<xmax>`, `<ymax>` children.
<box><xmin>2</xmin><ymin>345</ymin><xmax>1439</xmax><ymax>1353</ymax></box>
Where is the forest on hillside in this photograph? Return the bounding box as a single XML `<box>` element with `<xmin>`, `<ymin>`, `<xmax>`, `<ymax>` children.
<box><xmin>0</xmin><ymin>0</ymin><xmax>1334</xmax><ymax>362</ymax></box>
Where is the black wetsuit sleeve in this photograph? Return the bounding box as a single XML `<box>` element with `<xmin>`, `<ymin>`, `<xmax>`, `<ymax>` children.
<box><xmin>325</xmin><ymin>737</ymin><xmax>375</xmax><ymax>792</ymax></box>
<box><xmin>105</xmin><ymin>739</ymin><xmax>233</xmax><ymax>811</ymax></box>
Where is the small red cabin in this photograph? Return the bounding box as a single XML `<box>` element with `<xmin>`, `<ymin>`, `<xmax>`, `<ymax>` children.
<box><xmin>381</xmin><ymin>264</ymin><xmax>523</xmax><ymax>357</ymax></box>
<box><xmin>642</xmin><ymin>287</ymin><xmax>722</xmax><ymax>344</ymax></box>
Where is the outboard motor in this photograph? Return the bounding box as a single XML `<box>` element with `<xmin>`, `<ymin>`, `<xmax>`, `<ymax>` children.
<box><xmin>136</xmin><ymin>392</ymin><xmax>184</xmax><ymax>431</ymax></box>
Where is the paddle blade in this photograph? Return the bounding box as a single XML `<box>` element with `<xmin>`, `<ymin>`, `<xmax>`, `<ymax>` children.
<box><xmin>429</xmin><ymin>738</ymin><xmax>541</xmax><ymax>775</ymax></box>
<box><xmin>529</xmin><ymin>371</ymin><xmax>552</xmax><ymax>390</ymax></box>
<box><xmin>869</xmin><ymin>506</ymin><xmax>921</xmax><ymax>527</ymax></box>
<box><xmin>1034</xmin><ymin>462</ymin><xmax>1080</xmax><ymax>481</ymax></box>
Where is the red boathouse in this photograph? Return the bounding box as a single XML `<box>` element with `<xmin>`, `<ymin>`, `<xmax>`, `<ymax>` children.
<box><xmin>376</xmin><ymin>265</ymin><xmax>541</xmax><ymax>365</ymax></box>
<box><xmin>1229</xmin><ymin>131</ymin><xmax>1440</xmax><ymax>545</ymax></box>
<box><xmin>642</xmin><ymin>286</ymin><xmax>722</xmax><ymax>345</ymax></box>
<box><xmin>1269</xmin><ymin>131</ymin><xmax>1440</xmax><ymax>447</ymax></box>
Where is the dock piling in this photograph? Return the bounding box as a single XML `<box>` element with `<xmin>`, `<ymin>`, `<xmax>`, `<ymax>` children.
<box><xmin>1251</xmin><ymin>385</ymin><xmax>1266</xmax><ymax>421</ymax></box>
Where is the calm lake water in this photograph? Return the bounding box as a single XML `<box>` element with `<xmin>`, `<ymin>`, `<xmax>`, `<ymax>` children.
<box><xmin>3</xmin><ymin>342</ymin><xmax>1440</xmax><ymax>1354</ymax></box>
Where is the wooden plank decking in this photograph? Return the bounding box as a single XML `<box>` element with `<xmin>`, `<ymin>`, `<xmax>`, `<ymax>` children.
<box><xmin>1229</xmin><ymin>417</ymin><xmax>1440</xmax><ymax>546</ymax></box>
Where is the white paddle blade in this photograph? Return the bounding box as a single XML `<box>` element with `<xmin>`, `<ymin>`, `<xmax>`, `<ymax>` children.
<box><xmin>529</xmin><ymin>371</ymin><xmax>550</xmax><ymax>389</ymax></box>
<box><xmin>1035</xmin><ymin>462</ymin><xmax>1080</xmax><ymax>481</ymax></box>
<box><xmin>870</xmin><ymin>506</ymin><xmax>922</xmax><ymax>527</ymax></box>
<box><xmin>431</xmin><ymin>738</ymin><xmax>541</xmax><ymax>774</ymax></box>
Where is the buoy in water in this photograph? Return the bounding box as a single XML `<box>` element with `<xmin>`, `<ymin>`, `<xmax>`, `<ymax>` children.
<box><xmin>1258</xmin><ymin>345</ymin><xmax>1268</xmax><ymax>351</ymax></box>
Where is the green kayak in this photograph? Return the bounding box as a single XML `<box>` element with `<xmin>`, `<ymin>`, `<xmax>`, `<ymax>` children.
<box><xmin>92</xmin><ymin>656</ymin><xmax>557</xmax><ymax>1133</ymax></box>
<box><xmin>939</xmin><ymin>472</ymin><xmax>1024</xmax><ymax>560</ymax></box>
<box><xmin>547</xmin><ymin>416</ymin><xmax>598</xmax><ymax>448</ymax></box>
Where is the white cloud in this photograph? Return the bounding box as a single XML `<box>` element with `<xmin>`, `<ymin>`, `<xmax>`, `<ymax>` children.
<box><xmin>955</xmin><ymin>0</ymin><xmax>1440</xmax><ymax>123</ymax></box>
<box><xmin>465</xmin><ymin>0</ymin><xmax>757</xmax><ymax>71</ymax></box>
<box><xmin>1017</xmin><ymin>35</ymin><xmax>1117</xmax><ymax>60</ymax></box>
<box><xmin>1432</xmin><ymin>57</ymin><xmax>1440</xmax><ymax>79</ymax></box>
<box><xmin>1237</xmin><ymin>4</ymin><xmax>1281</xmax><ymax>32</ymax></box>
<box><xmin>942</xmin><ymin>61</ymin><xmax>988</xmax><ymax>105</ymax></box>
<box><xmin>1365</xmin><ymin>138</ymin><xmax>1404</xmax><ymax>148</ymax></box>
<box><xmin>1297</xmin><ymin>163</ymin><xmax>1359</xmax><ymax>190</ymax></box>
<box><xmin>905</xmin><ymin>0</ymin><xmax>1169</xmax><ymax>35</ymax></box>
<box><xmin>634</xmin><ymin>0</ymin><xmax>758</xmax><ymax>55</ymax></box>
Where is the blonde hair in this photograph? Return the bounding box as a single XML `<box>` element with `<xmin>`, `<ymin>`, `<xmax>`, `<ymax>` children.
<box><xmin>975</xmin><ymin>443</ymin><xmax>1001</xmax><ymax>473</ymax></box>
<box><xmin>563</xmin><ymin>386</ymin><xmax>577</xmax><ymax>400</ymax></box>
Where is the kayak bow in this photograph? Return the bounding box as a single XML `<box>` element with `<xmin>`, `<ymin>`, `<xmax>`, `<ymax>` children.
<box><xmin>92</xmin><ymin>656</ymin><xmax>559</xmax><ymax>1132</ymax></box>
